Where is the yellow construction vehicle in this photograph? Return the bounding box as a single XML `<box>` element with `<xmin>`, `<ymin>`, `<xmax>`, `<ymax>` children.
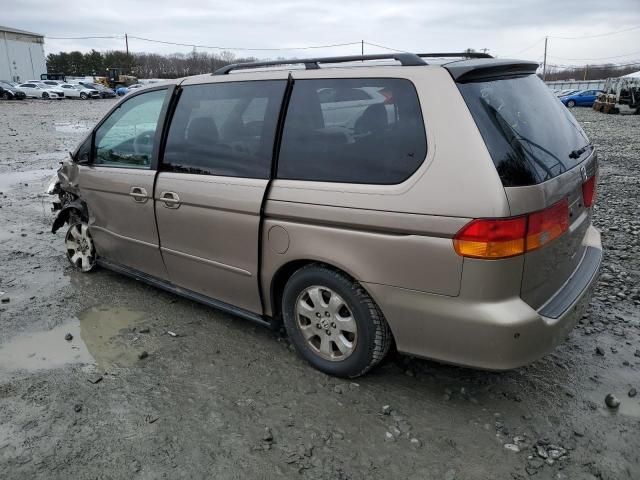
<box><xmin>96</xmin><ymin>67</ymin><xmax>138</xmax><ymax>90</ymax></box>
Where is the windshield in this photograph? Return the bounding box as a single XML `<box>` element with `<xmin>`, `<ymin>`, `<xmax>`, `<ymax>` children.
<box><xmin>458</xmin><ymin>74</ymin><xmax>591</xmax><ymax>187</ymax></box>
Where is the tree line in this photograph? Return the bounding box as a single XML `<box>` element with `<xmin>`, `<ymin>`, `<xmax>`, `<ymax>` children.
<box><xmin>544</xmin><ymin>63</ymin><xmax>638</xmax><ymax>82</ymax></box>
<box><xmin>46</xmin><ymin>50</ymin><xmax>257</xmax><ymax>78</ymax></box>
<box><xmin>46</xmin><ymin>49</ymin><xmax>639</xmax><ymax>81</ymax></box>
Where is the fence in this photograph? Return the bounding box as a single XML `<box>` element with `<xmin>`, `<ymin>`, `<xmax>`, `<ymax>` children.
<box><xmin>545</xmin><ymin>79</ymin><xmax>606</xmax><ymax>91</ymax></box>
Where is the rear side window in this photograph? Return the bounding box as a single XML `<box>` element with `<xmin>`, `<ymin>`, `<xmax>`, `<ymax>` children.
<box><xmin>277</xmin><ymin>78</ymin><xmax>426</xmax><ymax>184</ymax></box>
<box><xmin>163</xmin><ymin>81</ymin><xmax>286</xmax><ymax>179</ymax></box>
<box><xmin>458</xmin><ymin>74</ymin><xmax>591</xmax><ymax>187</ymax></box>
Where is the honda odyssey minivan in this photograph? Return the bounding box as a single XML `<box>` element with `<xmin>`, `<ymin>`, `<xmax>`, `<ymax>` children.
<box><xmin>49</xmin><ymin>52</ymin><xmax>602</xmax><ymax>378</ymax></box>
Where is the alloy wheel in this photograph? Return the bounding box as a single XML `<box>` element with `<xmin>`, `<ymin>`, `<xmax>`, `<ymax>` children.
<box><xmin>295</xmin><ymin>286</ymin><xmax>358</xmax><ymax>361</ymax></box>
<box><xmin>65</xmin><ymin>223</ymin><xmax>96</xmax><ymax>272</ymax></box>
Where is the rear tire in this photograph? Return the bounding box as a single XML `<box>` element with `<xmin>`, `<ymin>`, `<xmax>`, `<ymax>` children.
<box><xmin>282</xmin><ymin>264</ymin><xmax>391</xmax><ymax>378</ymax></box>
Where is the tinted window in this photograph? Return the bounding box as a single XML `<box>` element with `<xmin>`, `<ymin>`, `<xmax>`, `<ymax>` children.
<box><xmin>458</xmin><ymin>74</ymin><xmax>591</xmax><ymax>187</ymax></box>
<box><xmin>277</xmin><ymin>78</ymin><xmax>426</xmax><ymax>184</ymax></box>
<box><xmin>162</xmin><ymin>81</ymin><xmax>285</xmax><ymax>178</ymax></box>
<box><xmin>94</xmin><ymin>89</ymin><xmax>167</xmax><ymax>168</ymax></box>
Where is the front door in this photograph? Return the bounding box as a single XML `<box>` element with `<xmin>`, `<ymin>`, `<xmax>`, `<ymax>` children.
<box><xmin>155</xmin><ymin>79</ymin><xmax>287</xmax><ymax>313</ymax></box>
<box><xmin>79</xmin><ymin>86</ymin><xmax>173</xmax><ymax>279</ymax></box>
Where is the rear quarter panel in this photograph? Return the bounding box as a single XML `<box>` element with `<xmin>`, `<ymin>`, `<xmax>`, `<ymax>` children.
<box><xmin>261</xmin><ymin>66</ymin><xmax>510</xmax><ymax>315</ymax></box>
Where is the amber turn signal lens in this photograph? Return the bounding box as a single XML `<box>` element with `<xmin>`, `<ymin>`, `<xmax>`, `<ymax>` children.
<box><xmin>453</xmin><ymin>199</ymin><xmax>569</xmax><ymax>259</ymax></box>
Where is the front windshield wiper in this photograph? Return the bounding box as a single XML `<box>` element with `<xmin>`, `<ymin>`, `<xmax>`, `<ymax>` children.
<box><xmin>568</xmin><ymin>144</ymin><xmax>592</xmax><ymax>159</ymax></box>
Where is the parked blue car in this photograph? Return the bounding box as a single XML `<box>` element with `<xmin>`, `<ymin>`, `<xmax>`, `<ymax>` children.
<box><xmin>560</xmin><ymin>89</ymin><xmax>603</xmax><ymax>108</ymax></box>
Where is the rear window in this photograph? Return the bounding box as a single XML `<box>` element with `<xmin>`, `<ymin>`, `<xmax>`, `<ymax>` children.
<box><xmin>277</xmin><ymin>78</ymin><xmax>426</xmax><ymax>184</ymax></box>
<box><xmin>458</xmin><ymin>74</ymin><xmax>591</xmax><ymax>187</ymax></box>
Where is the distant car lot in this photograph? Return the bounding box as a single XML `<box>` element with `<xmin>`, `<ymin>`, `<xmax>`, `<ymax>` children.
<box><xmin>0</xmin><ymin>79</ymin><xmax>117</xmax><ymax>101</ymax></box>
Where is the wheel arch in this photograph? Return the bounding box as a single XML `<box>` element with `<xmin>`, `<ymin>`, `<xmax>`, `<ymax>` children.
<box><xmin>267</xmin><ymin>259</ymin><xmax>379</xmax><ymax>323</ymax></box>
<box><xmin>52</xmin><ymin>199</ymin><xmax>89</xmax><ymax>233</ymax></box>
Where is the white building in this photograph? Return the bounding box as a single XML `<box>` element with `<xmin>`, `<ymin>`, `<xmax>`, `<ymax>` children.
<box><xmin>0</xmin><ymin>25</ymin><xmax>46</xmax><ymax>83</ymax></box>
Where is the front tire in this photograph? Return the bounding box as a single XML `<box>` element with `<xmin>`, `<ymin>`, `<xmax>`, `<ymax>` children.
<box><xmin>2</xmin><ymin>91</ymin><xmax>10</xmax><ymax>100</ymax></box>
<box><xmin>65</xmin><ymin>223</ymin><xmax>97</xmax><ymax>272</ymax></box>
<box><xmin>80</xmin><ymin>92</ymin><xmax>88</xmax><ymax>100</ymax></box>
<box><xmin>42</xmin><ymin>92</ymin><xmax>49</xmax><ymax>99</ymax></box>
<box><xmin>567</xmin><ymin>99</ymin><xmax>576</xmax><ymax>108</ymax></box>
<box><xmin>282</xmin><ymin>264</ymin><xmax>391</xmax><ymax>378</ymax></box>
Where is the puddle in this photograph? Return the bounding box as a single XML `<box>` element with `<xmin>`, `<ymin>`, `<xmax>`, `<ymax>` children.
<box><xmin>54</xmin><ymin>122</ymin><xmax>91</xmax><ymax>134</ymax></box>
<box><xmin>79</xmin><ymin>305</ymin><xmax>148</xmax><ymax>370</ymax></box>
<box><xmin>0</xmin><ymin>168</ymin><xmax>57</xmax><ymax>191</ymax></box>
<box><xmin>0</xmin><ymin>322</ymin><xmax>92</xmax><ymax>371</ymax></box>
<box><xmin>0</xmin><ymin>305</ymin><xmax>149</xmax><ymax>372</ymax></box>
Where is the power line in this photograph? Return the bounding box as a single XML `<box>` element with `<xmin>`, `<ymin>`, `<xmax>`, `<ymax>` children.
<box><xmin>549</xmin><ymin>25</ymin><xmax>640</xmax><ymax>40</ymax></box>
<box><xmin>363</xmin><ymin>41</ymin><xmax>408</xmax><ymax>53</ymax></box>
<box><xmin>45</xmin><ymin>33</ymin><xmax>361</xmax><ymax>51</ymax></box>
<box><xmin>503</xmin><ymin>38</ymin><xmax>545</xmax><ymax>57</ymax></box>
<box><xmin>126</xmin><ymin>35</ymin><xmax>361</xmax><ymax>52</ymax></box>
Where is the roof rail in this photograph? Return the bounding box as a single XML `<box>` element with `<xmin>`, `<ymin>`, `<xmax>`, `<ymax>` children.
<box><xmin>417</xmin><ymin>52</ymin><xmax>493</xmax><ymax>59</ymax></box>
<box><xmin>213</xmin><ymin>53</ymin><xmax>428</xmax><ymax>75</ymax></box>
<box><xmin>213</xmin><ymin>51</ymin><xmax>494</xmax><ymax>75</ymax></box>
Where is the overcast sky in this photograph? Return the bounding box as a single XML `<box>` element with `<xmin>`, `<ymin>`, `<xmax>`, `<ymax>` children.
<box><xmin>4</xmin><ymin>0</ymin><xmax>640</xmax><ymax>67</ymax></box>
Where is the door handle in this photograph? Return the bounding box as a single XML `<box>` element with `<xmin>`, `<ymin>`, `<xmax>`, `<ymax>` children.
<box><xmin>129</xmin><ymin>186</ymin><xmax>148</xmax><ymax>203</ymax></box>
<box><xmin>160</xmin><ymin>191</ymin><xmax>181</xmax><ymax>209</ymax></box>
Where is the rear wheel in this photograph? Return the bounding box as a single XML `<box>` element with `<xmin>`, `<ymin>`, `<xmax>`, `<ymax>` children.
<box><xmin>282</xmin><ymin>264</ymin><xmax>391</xmax><ymax>378</ymax></box>
<box><xmin>65</xmin><ymin>223</ymin><xmax>96</xmax><ymax>272</ymax></box>
<box><xmin>566</xmin><ymin>99</ymin><xmax>576</xmax><ymax>108</ymax></box>
<box><xmin>42</xmin><ymin>92</ymin><xmax>49</xmax><ymax>99</ymax></box>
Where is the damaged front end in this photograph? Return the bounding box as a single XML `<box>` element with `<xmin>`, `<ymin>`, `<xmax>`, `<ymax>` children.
<box><xmin>48</xmin><ymin>158</ymin><xmax>87</xmax><ymax>234</ymax></box>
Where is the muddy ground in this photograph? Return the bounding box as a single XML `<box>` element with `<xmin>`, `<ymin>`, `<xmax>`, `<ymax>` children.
<box><xmin>0</xmin><ymin>99</ymin><xmax>638</xmax><ymax>480</ymax></box>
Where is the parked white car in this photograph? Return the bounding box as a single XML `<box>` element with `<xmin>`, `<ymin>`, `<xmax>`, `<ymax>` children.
<box><xmin>17</xmin><ymin>82</ymin><xmax>64</xmax><ymax>99</ymax></box>
<box><xmin>59</xmin><ymin>84</ymin><xmax>101</xmax><ymax>99</ymax></box>
<box><xmin>36</xmin><ymin>80</ymin><xmax>64</xmax><ymax>87</ymax></box>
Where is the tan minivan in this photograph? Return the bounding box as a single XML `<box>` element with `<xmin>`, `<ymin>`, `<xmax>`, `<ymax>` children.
<box><xmin>49</xmin><ymin>53</ymin><xmax>602</xmax><ymax>377</ymax></box>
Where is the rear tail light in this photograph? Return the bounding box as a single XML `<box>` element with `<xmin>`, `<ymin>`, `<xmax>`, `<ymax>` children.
<box><xmin>582</xmin><ymin>175</ymin><xmax>596</xmax><ymax>208</ymax></box>
<box><xmin>453</xmin><ymin>199</ymin><xmax>569</xmax><ymax>259</ymax></box>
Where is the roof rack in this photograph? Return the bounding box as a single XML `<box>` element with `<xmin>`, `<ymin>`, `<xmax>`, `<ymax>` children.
<box><xmin>213</xmin><ymin>51</ymin><xmax>493</xmax><ymax>75</ymax></box>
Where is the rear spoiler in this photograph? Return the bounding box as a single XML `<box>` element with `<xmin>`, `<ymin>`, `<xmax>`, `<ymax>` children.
<box><xmin>444</xmin><ymin>59</ymin><xmax>539</xmax><ymax>83</ymax></box>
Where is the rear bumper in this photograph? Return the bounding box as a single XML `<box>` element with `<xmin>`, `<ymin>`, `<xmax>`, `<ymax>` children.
<box><xmin>365</xmin><ymin>226</ymin><xmax>602</xmax><ymax>370</ymax></box>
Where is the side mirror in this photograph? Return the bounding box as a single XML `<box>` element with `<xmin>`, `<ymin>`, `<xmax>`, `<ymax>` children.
<box><xmin>75</xmin><ymin>134</ymin><xmax>93</xmax><ymax>165</ymax></box>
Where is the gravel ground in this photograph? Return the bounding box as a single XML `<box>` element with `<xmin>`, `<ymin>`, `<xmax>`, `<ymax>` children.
<box><xmin>0</xmin><ymin>99</ymin><xmax>638</xmax><ymax>480</ymax></box>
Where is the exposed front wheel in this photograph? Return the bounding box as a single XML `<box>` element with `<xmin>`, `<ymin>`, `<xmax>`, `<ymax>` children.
<box><xmin>566</xmin><ymin>99</ymin><xmax>576</xmax><ymax>108</ymax></box>
<box><xmin>282</xmin><ymin>265</ymin><xmax>391</xmax><ymax>378</ymax></box>
<box><xmin>65</xmin><ymin>223</ymin><xmax>97</xmax><ymax>272</ymax></box>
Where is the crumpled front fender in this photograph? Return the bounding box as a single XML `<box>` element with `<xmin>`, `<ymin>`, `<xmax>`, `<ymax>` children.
<box><xmin>51</xmin><ymin>200</ymin><xmax>88</xmax><ymax>234</ymax></box>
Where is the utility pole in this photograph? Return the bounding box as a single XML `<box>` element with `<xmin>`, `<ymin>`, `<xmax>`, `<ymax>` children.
<box><xmin>584</xmin><ymin>64</ymin><xmax>588</xmax><ymax>81</ymax></box>
<box><xmin>542</xmin><ymin>36</ymin><xmax>548</xmax><ymax>81</ymax></box>
<box><xmin>361</xmin><ymin>40</ymin><xmax>364</xmax><ymax>57</ymax></box>
<box><xmin>125</xmin><ymin>33</ymin><xmax>129</xmax><ymax>56</ymax></box>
